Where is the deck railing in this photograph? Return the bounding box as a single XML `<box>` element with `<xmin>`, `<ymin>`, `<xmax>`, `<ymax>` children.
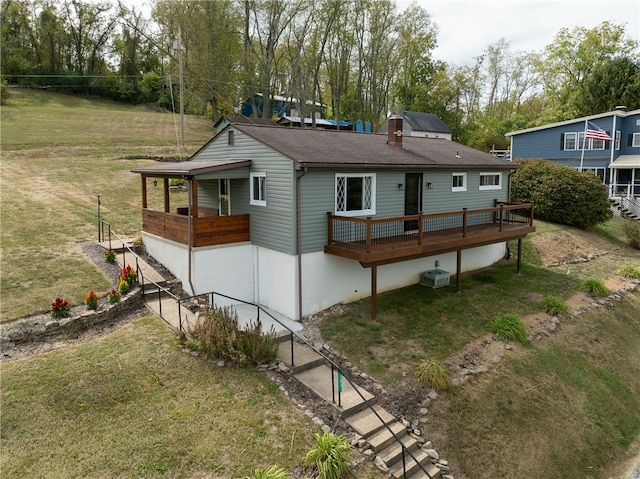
<box><xmin>327</xmin><ymin>202</ymin><xmax>534</xmax><ymax>253</ymax></box>
<box><xmin>142</xmin><ymin>209</ymin><xmax>250</xmax><ymax>247</ymax></box>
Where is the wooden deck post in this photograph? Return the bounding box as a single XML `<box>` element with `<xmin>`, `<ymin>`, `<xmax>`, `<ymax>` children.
<box><xmin>371</xmin><ymin>265</ymin><xmax>378</xmax><ymax>321</ymax></box>
<box><xmin>163</xmin><ymin>178</ymin><xmax>170</xmax><ymax>213</ymax></box>
<box><xmin>141</xmin><ymin>176</ymin><xmax>148</xmax><ymax>209</ymax></box>
<box><xmin>462</xmin><ymin>208</ymin><xmax>468</xmax><ymax>237</ymax></box>
<box><xmin>456</xmin><ymin>250</ymin><xmax>462</xmax><ymax>293</ymax></box>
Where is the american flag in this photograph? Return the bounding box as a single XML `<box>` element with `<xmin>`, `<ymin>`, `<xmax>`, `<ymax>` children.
<box><xmin>585</xmin><ymin>120</ymin><xmax>612</xmax><ymax>141</ymax></box>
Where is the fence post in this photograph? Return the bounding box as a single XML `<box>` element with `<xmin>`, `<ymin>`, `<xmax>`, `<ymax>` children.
<box><xmin>326</xmin><ymin>212</ymin><xmax>333</xmax><ymax>244</ymax></box>
<box><xmin>418</xmin><ymin>212</ymin><xmax>423</xmax><ymax>245</ymax></box>
<box><xmin>366</xmin><ymin>218</ymin><xmax>372</xmax><ymax>253</ymax></box>
<box><xmin>97</xmin><ymin>195</ymin><xmax>101</xmax><ymax>242</ymax></box>
<box><xmin>499</xmin><ymin>204</ymin><xmax>504</xmax><ymax>231</ymax></box>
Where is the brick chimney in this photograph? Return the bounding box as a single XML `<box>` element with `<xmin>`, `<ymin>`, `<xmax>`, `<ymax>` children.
<box><xmin>387</xmin><ymin>113</ymin><xmax>403</xmax><ymax>148</ymax></box>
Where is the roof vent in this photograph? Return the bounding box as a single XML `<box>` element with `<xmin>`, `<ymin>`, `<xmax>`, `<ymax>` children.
<box><xmin>615</xmin><ymin>105</ymin><xmax>627</xmax><ymax>111</ymax></box>
<box><xmin>387</xmin><ymin>113</ymin><xmax>403</xmax><ymax>148</ymax></box>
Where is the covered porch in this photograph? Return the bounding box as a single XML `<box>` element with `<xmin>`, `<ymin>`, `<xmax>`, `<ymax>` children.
<box><xmin>609</xmin><ymin>155</ymin><xmax>640</xmax><ymax>198</ymax></box>
<box><xmin>132</xmin><ymin>160</ymin><xmax>251</xmax><ymax>247</ymax></box>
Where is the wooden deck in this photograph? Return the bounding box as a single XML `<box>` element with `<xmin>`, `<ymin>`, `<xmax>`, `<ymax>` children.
<box><xmin>324</xmin><ymin>202</ymin><xmax>535</xmax><ymax>266</ymax></box>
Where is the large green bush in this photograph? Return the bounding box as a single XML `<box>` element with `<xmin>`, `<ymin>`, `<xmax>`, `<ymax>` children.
<box><xmin>511</xmin><ymin>159</ymin><xmax>612</xmax><ymax>228</ymax></box>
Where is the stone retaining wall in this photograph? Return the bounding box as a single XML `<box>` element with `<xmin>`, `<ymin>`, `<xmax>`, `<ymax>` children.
<box><xmin>1</xmin><ymin>289</ymin><xmax>144</xmax><ymax>350</ymax></box>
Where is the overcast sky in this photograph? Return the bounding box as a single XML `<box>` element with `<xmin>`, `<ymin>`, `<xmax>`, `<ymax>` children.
<box><xmin>400</xmin><ymin>0</ymin><xmax>640</xmax><ymax>64</ymax></box>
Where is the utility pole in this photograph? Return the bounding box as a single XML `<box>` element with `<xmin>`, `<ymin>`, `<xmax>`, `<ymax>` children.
<box><xmin>173</xmin><ymin>27</ymin><xmax>185</xmax><ymax>149</ymax></box>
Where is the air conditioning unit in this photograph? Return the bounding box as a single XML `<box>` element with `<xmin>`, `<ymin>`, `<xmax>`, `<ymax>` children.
<box><xmin>420</xmin><ymin>269</ymin><xmax>450</xmax><ymax>288</ymax></box>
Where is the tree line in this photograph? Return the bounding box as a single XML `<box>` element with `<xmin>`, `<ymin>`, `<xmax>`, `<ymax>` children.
<box><xmin>2</xmin><ymin>0</ymin><xmax>639</xmax><ymax>150</ymax></box>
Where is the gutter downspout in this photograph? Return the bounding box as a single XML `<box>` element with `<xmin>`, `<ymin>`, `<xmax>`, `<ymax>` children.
<box><xmin>187</xmin><ymin>177</ymin><xmax>196</xmax><ymax>295</ymax></box>
<box><xmin>296</xmin><ymin>167</ymin><xmax>308</xmax><ymax>321</ymax></box>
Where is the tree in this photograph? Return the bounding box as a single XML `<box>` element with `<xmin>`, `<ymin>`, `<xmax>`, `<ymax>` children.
<box><xmin>511</xmin><ymin>159</ymin><xmax>612</xmax><ymax>229</ymax></box>
<box><xmin>535</xmin><ymin>21</ymin><xmax>638</xmax><ymax>121</ymax></box>
<box><xmin>574</xmin><ymin>56</ymin><xmax>640</xmax><ymax>115</ymax></box>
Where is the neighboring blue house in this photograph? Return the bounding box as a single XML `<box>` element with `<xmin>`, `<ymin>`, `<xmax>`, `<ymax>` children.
<box><xmin>241</xmin><ymin>93</ymin><xmax>327</xmax><ymax>119</ymax></box>
<box><xmin>132</xmin><ymin>115</ymin><xmax>534</xmax><ymax>321</ymax></box>
<box><xmin>505</xmin><ymin>108</ymin><xmax>640</xmax><ymax>204</ymax></box>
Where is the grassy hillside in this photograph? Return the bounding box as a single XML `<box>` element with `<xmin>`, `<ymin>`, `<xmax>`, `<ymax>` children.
<box><xmin>0</xmin><ymin>89</ymin><xmax>214</xmax><ymax>320</ymax></box>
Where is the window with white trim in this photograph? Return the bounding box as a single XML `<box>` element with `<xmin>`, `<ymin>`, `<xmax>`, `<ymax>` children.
<box><xmin>577</xmin><ymin>132</ymin><xmax>586</xmax><ymax>150</ymax></box>
<box><xmin>615</xmin><ymin>131</ymin><xmax>621</xmax><ymax>150</ymax></box>
<box><xmin>633</xmin><ymin>133</ymin><xmax>640</xmax><ymax>147</ymax></box>
<box><xmin>451</xmin><ymin>172</ymin><xmax>467</xmax><ymax>192</ymax></box>
<box><xmin>250</xmin><ymin>172</ymin><xmax>266</xmax><ymax>206</ymax></box>
<box><xmin>479</xmin><ymin>172</ymin><xmax>502</xmax><ymax>190</ymax></box>
<box><xmin>564</xmin><ymin>132</ymin><xmax>577</xmax><ymax>150</ymax></box>
<box><xmin>591</xmin><ymin>137</ymin><xmax>605</xmax><ymax>150</ymax></box>
<box><xmin>335</xmin><ymin>173</ymin><xmax>375</xmax><ymax>216</ymax></box>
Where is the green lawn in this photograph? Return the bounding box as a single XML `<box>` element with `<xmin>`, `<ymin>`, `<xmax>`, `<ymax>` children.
<box><xmin>0</xmin><ymin>316</ymin><xmax>316</xmax><ymax>478</ymax></box>
<box><xmin>0</xmin><ymin>89</ymin><xmax>213</xmax><ymax>320</ymax></box>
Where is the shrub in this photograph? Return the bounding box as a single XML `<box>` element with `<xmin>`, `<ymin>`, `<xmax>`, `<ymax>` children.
<box><xmin>107</xmin><ymin>288</ymin><xmax>121</xmax><ymax>303</ymax></box>
<box><xmin>104</xmin><ymin>248</ymin><xmax>116</xmax><ymax>263</ymax></box>
<box><xmin>246</xmin><ymin>465</ymin><xmax>289</xmax><ymax>479</ymax></box>
<box><xmin>488</xmin><ymin>314</ymin><xmax>528</xmax><ymax>344</ymax></box>
<box><xmin>540</xmin><ymin>295</ymin><xmax>570</xmax><ymax>316</ymax></box>
<box><xmin>50</xmin><ymin>297</ymin><xmax>71</xmax><ymax>318</ymax></box>
<box><xmin>303</xmin><ymin>432</ymin><xmax>354</xmax><ymax>479</ymax></box>
<box><xmin>84</xmin><ymin>289</ymin><xmax>98</xmax><ymax>310</ymax></box>
<box><xmin>618</xmin><ymin>265</ymin><xmax>640</xmax><ymax>279</ymax></box>
<box><xmin>622</xmin><ymin>220</ymin><xmax>640</xmax><ymax>249</ymax></box>
<box><xmin>184</xmin><ymin>306</ymin><xmax>277</xmax><ymax>366</ymax></box>
<box><xmin>0</xmin><ymin>78</ymin><xmax>9</xmax><ymax>105</ymax></box>
<box><xmin>415</xmin><ymin>358</ymin><xmax>452</xmax><ymax>391</ymax></box>
<box><xmin>511</xmin><ymin>159</ymin><xmax>612</xmax><ymax>228</ymax></box>
<box><xmin>580</xmin><ymin>278</ymin><xmax>609</xmax><ymax>297</ymax></box>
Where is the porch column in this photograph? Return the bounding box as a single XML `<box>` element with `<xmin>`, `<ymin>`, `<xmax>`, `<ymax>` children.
<box><xmin>163</xmin><ymin>178</ymin><xmax>170</xmax><ymax>213</ymax></box>
<box><xmin>191</xmin><ymin>179</ymin><xmax>198</xmax><ymax>217</ymax></box>
<box><xmin>141</xmin><ymin>176</ymin><xmax>148</xmax><ymax>209</ymax></box>
<box><xmin>456</xmin><ymin>250</ymin><xmax>462</xmax><ymax>293</ymax></box>
<box><xmin>371</xmin><ymin>265</ymin><xmax>378</xmax><ymax>321</ymax></box>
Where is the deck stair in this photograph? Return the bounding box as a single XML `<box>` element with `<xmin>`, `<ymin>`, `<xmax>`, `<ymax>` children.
<box><xmin>610</xmin><ymin>198</ymin><xmax>640</xmax><ymax>220</ymax></box>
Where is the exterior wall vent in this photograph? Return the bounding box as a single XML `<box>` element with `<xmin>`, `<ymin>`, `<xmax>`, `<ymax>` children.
<box><xmin>420</xmin><ymin>269</ymin><xmax>451</xmax><ymax>288</ymax></box>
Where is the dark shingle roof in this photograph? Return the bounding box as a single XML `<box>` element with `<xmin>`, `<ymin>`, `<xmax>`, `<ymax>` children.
<box><xmin>230</xmin><ymin>124</ymin><xmax>512</xmax><ymax>171</ymax></box>
<box><xmin>396</xmin><ymin>110</ymin><xmax>452</xmax><ymax>134</ymax></box>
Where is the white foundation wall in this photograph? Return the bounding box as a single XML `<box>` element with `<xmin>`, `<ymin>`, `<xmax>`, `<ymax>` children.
<box><xmin>144</xmin><ymin>232</ymin><xmax>507</xmax><ymax>321</ymax></box>
<box><xmin>254</xmin><ymin>247</ymin><xmax>299</xmax><ymax>319</ymax></box>
<box><xmin>301</xmin><ymin>243</ymin><xmax>506</xmax><ymax>317</ymax></box>
<box><xmin>142</xmin><ymin>233</ymin><xmax>255</xmax><ymax>306</ymax></box>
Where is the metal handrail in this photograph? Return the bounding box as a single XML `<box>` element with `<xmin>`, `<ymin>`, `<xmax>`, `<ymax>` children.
<box><xmin>177</xmin><ymin>289</ymin><xmax>433</xmax><ymax>478</ymax></box>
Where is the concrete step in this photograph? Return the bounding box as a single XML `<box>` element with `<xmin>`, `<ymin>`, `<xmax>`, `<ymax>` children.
<box><xmin>402</xmin><ymin>462</ymin><xmax>442</xmax><ymax>479</ymax></box>
<box><xmin>145</xmin><ymin>295</ymin><xmax>197</xmax><ymax>332</ymax></box>
<box><xmin>294</xmin><ymin>365</ymin><xmax>376</xmax><ymax>415</ymax></box>
<box><xmin>277</xmin><ymin>340</ymin><xmax>325</xmax><ymax>374</ymax></box>
<box><xmin>345</xmin><ymin>404</ymin><xmax>396</xmax><ymax>437</ymax></box>
<box><xmin>377</xmin><ymin>434</ymin><xmax>419</xmax><ymax>468</ymax></box>
<box><xmin>389</xmin><ymin>448</ymin><xmax>434</xmax><ymax>478</ymax></box>
<box><xmin>368</xmin><ymin>421</ymin><xmax>407</xmax><ymax>453</ymax></box>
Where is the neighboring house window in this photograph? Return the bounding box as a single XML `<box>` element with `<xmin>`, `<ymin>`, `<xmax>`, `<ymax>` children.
<box><xmin>632</xmin><ymin>133</ymin><xmax>640</xmax><ymax>147</ymax></box>
<box><xmin>615</xmin><ymin>131</ymin><xmax>621</xmax><ymax>150</ymax></box>
<box><xmin>591</xmin><ymin>137</ymin><xmax>605</xmax><ymax>150</ymax></box>
<box><xmin>335</xmin><ymin>173</ymin><xmax>375</xmax><ymax>216</ymax></box>
<box><xmin>250</xmin><ymin>172</ymin><xmax>266</xmax><ymax>206</ymax></box>
<box><xmin>564</xmin><ymin>132</ymin><xmax>577</xmax><ymax>150</ymax></box>
<box><xmin>479</xmin><ymin>172</ymin><xmax>502</xmax><ymax>190</ymax></box>
<box><xmin>577</xmin><ymin>132</ymin><xmax>586</xmax><ymax>150</ymax></box>
<box><xmin>452</xmin><ymin>172</ymin><xmax>467</xmax><ymax>192</ymax></box>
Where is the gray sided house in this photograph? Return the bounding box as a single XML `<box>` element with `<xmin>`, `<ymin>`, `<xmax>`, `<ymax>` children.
<box><xmin>132</xmin><ymin>115</ymin><xmax>534</xmax><ymax>321</ymax></box>
<box><xmin>506</xmin><ymin>108</ymin><xmax>640</xmax><ymax>218</ymax></box>
<box><xmin>380</xmin><ymin>110</ymin><xmax>452</xmax><ymax>140</ymax></box>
